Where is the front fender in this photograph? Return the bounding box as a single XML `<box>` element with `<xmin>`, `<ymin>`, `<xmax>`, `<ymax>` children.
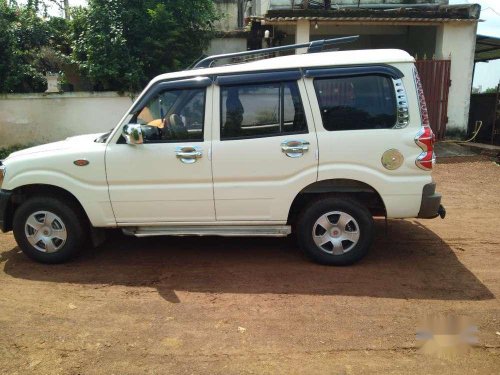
<box><xmin>3</xmin><ymin>142</ymin><xmax>115</xmax><ymax>227</ymax></box>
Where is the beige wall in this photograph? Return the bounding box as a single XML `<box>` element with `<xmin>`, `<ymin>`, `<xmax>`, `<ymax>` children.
<box><xmin>207</xmin><ymin>37</ymin><xmax>247</xmax><ymax>55</ymax></box>
<box><xmin>214</xmin><ymin>1</ymin><xmax>240</xmax><ymax>32</ymax></box>
<box><xmin>0</xmin><ymin>92</ymin><xmax>134</xmax><ymax>147</ymax></box>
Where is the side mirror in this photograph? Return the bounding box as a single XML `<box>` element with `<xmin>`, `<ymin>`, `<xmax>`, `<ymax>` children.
<box><xmin>122</xmin><ymin>124</ymin><xmax>143</xmax><ymax>145</ymax></box>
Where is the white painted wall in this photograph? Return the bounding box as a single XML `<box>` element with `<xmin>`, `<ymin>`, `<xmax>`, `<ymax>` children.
<box><xmin>435</xmin><ymin>22</ymin><xmax>478</xmax><ymax>134</ymax></box>
<box><xmin>295</xmin><ymin>19</ymin><xmax>310</xmax><ymax>53</ymax></box>
<box><xmin>0</xmin><ymin>92</ymin><xmax>133</xmax><ymax>147</ymax></box>
<box><xmin>257</xmin><ymin>0</ymin><xmax>271</xmax><ymax>15</ymax></box>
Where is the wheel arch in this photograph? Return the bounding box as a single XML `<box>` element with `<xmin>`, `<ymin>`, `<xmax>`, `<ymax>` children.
<box><xmin>287</xmin><ymin>179</ymin><xmax>387</xmax><ymax>225</ymax></box>
<box><xmin>3</xmin><ymin>184</ymin><xmax>89</xmax><ymax>232</ymax></box>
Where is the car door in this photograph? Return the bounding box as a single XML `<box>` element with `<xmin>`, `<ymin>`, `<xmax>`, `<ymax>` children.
<box><xmin>105</xmin><ymin>78</ymin><xmax>215</xmax><ymax>224</ymax></box>
<box><xmin>211</xmin><ymin>71</ymin><xmax>318</xmax><ymax>222</ymax></box>
<box><xmin>303</xmin><ymin>65</ymin><xmax>426</xmax><ymax>218</ymax></box>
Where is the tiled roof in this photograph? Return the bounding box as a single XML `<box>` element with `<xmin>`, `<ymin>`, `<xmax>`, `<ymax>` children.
<box><xmin>254</xmin><ymin>16</ymin><xmax>477</xmax><ymax>23</ymax></box>
<box><xmin>259</xmin><ymin>4</ymin><xmax>481</xmax><ymax>24</ymax></box>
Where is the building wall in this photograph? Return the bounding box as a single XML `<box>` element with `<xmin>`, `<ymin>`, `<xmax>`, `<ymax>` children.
<box><xmin>256</xmin><ymin>0</ymin><xmax>271</xmax><ymax>16</ymax></box>
<box><xmin>214</xmin><ymin>0</ymin><xmax>241</xmax><ymax>31</ymax></box>
<box><xmin>407</xmin><ymin>26</ymin><xmax>437</xmax><ymax>59</ymax></box>
<box><xmin>266</xmin><ymin>0</ymin><xmax>448</xmax><ymax>13</ymax></box>
<box><xmin>0</xmin><ymin>92</ymin><xmax>133</xmax><ymax>147</ymax></box>
<box><xmin>309</xmin><ymin>24</ymin><xmax>408</xmax><ymax>52</ymax></box>
<box><xmin>207</xmin><ymin>37</ymin><xmax>247</xmax><ymax>56</ymax></box>
<box><xmin>435</xmin><ymin>22</ymin><xmax>477</xmax><ymax>134</ymax></box>
<box><xmin>281</xmin><ymin>19</ymin><xmax>474</xmax><ymax>135</ymax></box>
<box><xmin>279</xmin><ymin>23</ymin><xmax>436</xmax><ymax>58</ymax></box>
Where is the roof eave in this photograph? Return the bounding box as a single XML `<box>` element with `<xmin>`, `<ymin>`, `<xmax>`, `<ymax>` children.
<box><xmin>264</xmin><ymin>4</ymin><xmax>481</xmax><ymax>21</ymax></box>
<box><xmin>253</xmin><ymin>16</ymin><xmax>478</xmax><ymax>26</ymax></box>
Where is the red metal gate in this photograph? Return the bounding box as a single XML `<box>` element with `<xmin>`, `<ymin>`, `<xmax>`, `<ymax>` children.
<box><xmin>415</xmin><ymin>60</ymin><xmax>451</xmax><ymax>140</ymax></box>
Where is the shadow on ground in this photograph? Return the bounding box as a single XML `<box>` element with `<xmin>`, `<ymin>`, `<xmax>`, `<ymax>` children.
<box><xmin>0</xmin><ymin>220</ymin><xmax>494</xmax><ymax>303</ymax></box>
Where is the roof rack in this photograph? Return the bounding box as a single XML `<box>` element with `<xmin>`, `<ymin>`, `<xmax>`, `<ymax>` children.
<box><xmin>192</xmin><ymin>35</ymin><xmax>359</xmax><ymax>69</ymax></box>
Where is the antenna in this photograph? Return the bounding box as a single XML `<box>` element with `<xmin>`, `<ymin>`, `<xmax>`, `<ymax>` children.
<box><xmin>193</xmin><ymin>35</ymin><xmax>359</xmax><ymax>69</ymax></box>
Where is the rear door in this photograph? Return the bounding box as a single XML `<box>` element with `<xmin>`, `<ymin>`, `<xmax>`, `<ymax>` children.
<box><xmin>211</xmin><ymin>71</ymin><xmax>318</xmax><ymax>222</ymax></box>
<box><xmin>303</xmin><ymin>64</ymin><xmax>427</xmax><ymax>218</ymax></box>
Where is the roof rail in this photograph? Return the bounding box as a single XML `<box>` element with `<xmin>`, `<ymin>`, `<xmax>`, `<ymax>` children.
<box><xmin>192</xmin><ymin>35</ymin><xmax>359</xmax><ymax>69</ymax></box>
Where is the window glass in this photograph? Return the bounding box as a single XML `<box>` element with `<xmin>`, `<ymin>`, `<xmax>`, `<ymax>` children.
<box><xmin>221</xmin><ymin>81</ymin><xmax>307</xmax><ymax>140</ymax></box>
<box><xmin>134</xmin><ymin>88</ymin><xmax>205</xmax><ymax>142</ymax></box>
<box><xmin>314</xmin><ymin>75</ymin><xmax>396</xmax><ymax>131</ymax></box>
<box><xmin>283</xmin><ymin>83</ymin><xmax>307</xmax><ymax>134</ymax></box>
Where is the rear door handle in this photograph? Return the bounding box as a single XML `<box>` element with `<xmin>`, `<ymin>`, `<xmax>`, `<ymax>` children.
<box><xmin>281</xmin><ymin>140</ymin><xmax>310</xmax><ymax>158</ymax></box>
<box><xmin>175</xmin><ymin>146</ymin><xmax>202</xmax><ymax>164</ymax></box>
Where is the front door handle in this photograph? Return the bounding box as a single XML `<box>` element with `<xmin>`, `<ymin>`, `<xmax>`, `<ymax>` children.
<box><xmin>281</xmin><ymin>140</ymin><xmax>310</xmax><ymax>158</ymax></box>
<box><xmin>175</xmin><ymin>146</ymin><xmax>202</xmax><ymax>164</ymax></box>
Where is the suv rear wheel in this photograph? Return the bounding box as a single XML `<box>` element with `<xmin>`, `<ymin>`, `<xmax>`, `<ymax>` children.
<box><xmin>13</xmin><ymin>196</ymin><xmax>87</xmax><ymax>264</ymax></box>
<box><xmin>296</xmin><ymin>197</ymin><xmax>374</xmax><ymax>265</ymax></box>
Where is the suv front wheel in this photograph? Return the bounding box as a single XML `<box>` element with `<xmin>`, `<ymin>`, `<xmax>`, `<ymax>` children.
<box><xmin>13</xmin><ymin>196</ymin><xmax>87</xmax><ymax>264</ymax></box>
<box><xmin>296</xmin><ymin>197</ymin><xmax>374</xmax><ymax>266</ymax></box>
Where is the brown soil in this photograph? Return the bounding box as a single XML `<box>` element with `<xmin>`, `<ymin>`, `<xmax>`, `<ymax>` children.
<box><xmin>0</xmin><ymin>157</ymin><xmax>499</xmax><ymax>374</ymax></box>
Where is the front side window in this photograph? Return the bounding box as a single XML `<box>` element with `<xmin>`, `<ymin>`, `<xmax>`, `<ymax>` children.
<box><xmin>221</xmin><ymin>81</ymin><xmax>307</xmax><ymax>140</ymax></box>
<box><xmin>314</xmin><ymin>75</ymin><xmax>396</xmax><ymax>131</ymax></box>
<box><xmin>133</xmin><ymin>88</ymin><xmax>205</xmax><ymax>142</ymax></box>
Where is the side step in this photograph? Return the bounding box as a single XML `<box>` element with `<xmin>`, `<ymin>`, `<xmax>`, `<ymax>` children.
<box><xmin>122</xmin><ymin>225</ymin><xmax>292</xmax><ymax>238</ymax></box>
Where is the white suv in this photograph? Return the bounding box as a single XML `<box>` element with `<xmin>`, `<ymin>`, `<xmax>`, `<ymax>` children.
<box><xmin>0</xmin><ymin>38</ymin><xmax>445</xmax><ymax>265</ymax></box>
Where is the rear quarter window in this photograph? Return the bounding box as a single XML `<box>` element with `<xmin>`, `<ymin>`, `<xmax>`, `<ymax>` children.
<box><xmin>314</xmin><ymin>75</ymin><xmax>397</xmax><ymax>131</ymax></box>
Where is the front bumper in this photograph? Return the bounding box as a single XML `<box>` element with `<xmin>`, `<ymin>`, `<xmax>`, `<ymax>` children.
<box><xmin>0</xmin><ymin>189</ymin><xmax>13</xmax><ymax>232</ymax></box>
<box><xmin>417</xmin><ymin>183</ymin><xmax>446</xmax><ymax>219</ymax></box>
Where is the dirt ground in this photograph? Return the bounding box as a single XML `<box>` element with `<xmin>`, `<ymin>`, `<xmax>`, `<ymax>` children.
<box><xmin>0</xmin><ymin>156</ymin><xmax>499</xmax><ymax>374</ymax></box>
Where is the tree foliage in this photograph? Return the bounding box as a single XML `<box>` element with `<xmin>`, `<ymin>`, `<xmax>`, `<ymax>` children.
<box><xmin>71</xmin><ymin>0</ymin><xmax>219</xmax><ymax>91</ymax></box>
<box><xmin>0</xmin><ymin>0</ymin><xmax>70</xmax><ymax>92</ymax></box>
<box><xmin>484</xmin><ymin>86</ymin><xmax>499</xmax><ymax>94</ymax></box>
<box><xmin>0</xmin><ymin>0</ymin><xmax>219</xmax><ymax>93</ymax></box>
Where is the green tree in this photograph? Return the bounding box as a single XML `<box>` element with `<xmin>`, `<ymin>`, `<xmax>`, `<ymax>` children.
<box><xmin>0</xmin><ymin>0</ymin><xmax>70</xmax><ymax>93</ymax></box>
<box><xmin>71</xmin><ymin>0</ymin><xmax>219</xmax><ymax>91</ymax></box>
<box><xmin>0</xmin><ymin>1</ymin><xmax>16</xmax><ymax>92</ymax></box>
<box><xmin>1</xmin><ymin>0</ymin><xmax>219</xmax><ymax>93</ymax></box>
<box><xmin>484</xmin><ymin>86</ymin><xmax>499</xmax><ymax>94</ymax></box>
<box><xmin>71</xmin><ymin>0</ymin><xmax>142</xmax><ymax>91</ymax></box>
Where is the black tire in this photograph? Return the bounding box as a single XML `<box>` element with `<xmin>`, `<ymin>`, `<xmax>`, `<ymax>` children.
<box><xmin>296</xmin><ymin>197</ymin><xmax>374</xmax><ymax>266</ymax></box>
<box><xmin>13</xmin><ymin>196</ymin><xmax>87</xmax><ymax>264</ymax></box>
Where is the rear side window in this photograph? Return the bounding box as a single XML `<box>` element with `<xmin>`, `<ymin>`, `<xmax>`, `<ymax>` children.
<box><xmin>314</xmin><ymin>75</ymin><xmax>396</xmax><ymax>131</ymax></box>
<box><xmin>221</xmin><ymin>81</ymin><xmax>307</xmax><ymax>140</ymax></box>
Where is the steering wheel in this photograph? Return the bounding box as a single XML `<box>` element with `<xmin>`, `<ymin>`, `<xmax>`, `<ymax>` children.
<box><xmin>162</xmin><ymin>114</ymin><xmax>186</xmax><ymax>139</ymax></box>
<box><xmin>169</xmin><ymin>114</ymin><xmax>185</xmax><ymax>128</ymax></box>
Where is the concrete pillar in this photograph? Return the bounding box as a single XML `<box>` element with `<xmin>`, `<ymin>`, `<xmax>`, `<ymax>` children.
<box><xmin>258</xmin><ymin>1</ymin><xmax>271</xmax><ymax>17</ymax></box>
<box><xmin>295</xmin><ymin>19</ymin><xmax>310</xmax><ymax>54</ymax></box>
<box><xmin>435</xmin><ymin>22</ymin><xmax>478</xmax><ymax>136</ymax></box>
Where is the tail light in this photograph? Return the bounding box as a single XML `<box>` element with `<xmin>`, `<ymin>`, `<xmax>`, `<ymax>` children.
<box><xmin>413</xmin><ymin>68</ymin><xmax>435</xmax><ymax>171</ymax></box>
<box><xmin>415</xmin><ymin>126</ymin><xmax>435</xmax><ymax>170</ymax></box>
